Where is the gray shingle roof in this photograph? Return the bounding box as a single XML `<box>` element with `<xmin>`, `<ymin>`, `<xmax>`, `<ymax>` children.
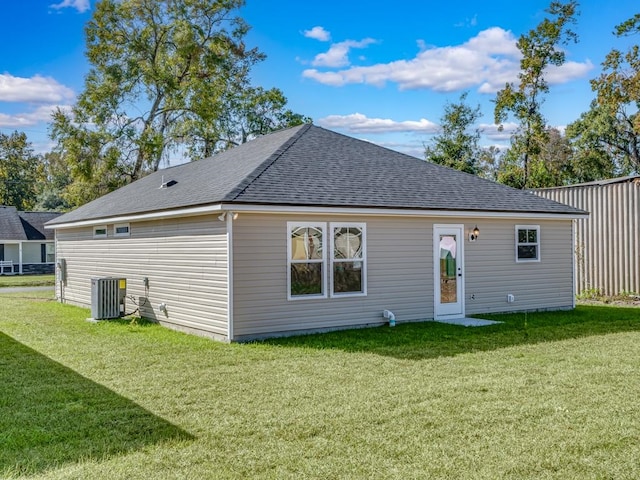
<box><xmin>1</xmin><ymin>206</ymin><xmax>60</xmax><ymax>240</ymax></box>
<box><xmin>48</xmin><ymin>124</ymin><xmax>585</xmax><ymax>226</ymax></box>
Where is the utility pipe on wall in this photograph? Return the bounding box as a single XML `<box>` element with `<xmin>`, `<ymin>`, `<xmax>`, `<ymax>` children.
<box><xmin>383</xmin><ymin>309</ymin><xmax>396</xmax><ymax>327</ymax></box>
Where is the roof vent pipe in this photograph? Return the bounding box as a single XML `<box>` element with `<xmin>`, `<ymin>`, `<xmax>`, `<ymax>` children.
<box><xmin>383</xmin><ymin>309</ymin><xmax>396</xmax><ymax>327</ymax></box>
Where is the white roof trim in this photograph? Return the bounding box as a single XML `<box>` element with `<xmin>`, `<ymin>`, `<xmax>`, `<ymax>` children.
<box><xmin>47</xmin><ymin>202</ymin><xmax>587</xmax><ymax>229</ymax></box>
<box><xmin>227</xmin><ymin>204</ymin><xmax>587</xmax><ymax>220</ymax></box>
<box><xmin>46</xmin><ymin>204</ymin><xmax>224</xmax><ymax>229</ymax></box>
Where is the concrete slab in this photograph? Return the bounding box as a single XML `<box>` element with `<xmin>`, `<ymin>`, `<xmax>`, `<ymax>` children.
<box><xmin>431</xmin><ymin>317</ymin><xmax>502</xmax><ymax>327</ymax></box>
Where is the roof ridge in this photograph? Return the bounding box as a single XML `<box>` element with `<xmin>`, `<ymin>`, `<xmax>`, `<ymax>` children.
<box><xmin>223</xmin><ymin>124</ymin><xmax>312</xmax><ymax>201</ymax></box>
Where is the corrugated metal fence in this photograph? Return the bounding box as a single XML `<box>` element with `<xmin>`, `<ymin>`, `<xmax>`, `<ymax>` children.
<box><xmin>534</xmin><ymin>178</ymin><xmax>640</xmax><ymax>296</ymax></box>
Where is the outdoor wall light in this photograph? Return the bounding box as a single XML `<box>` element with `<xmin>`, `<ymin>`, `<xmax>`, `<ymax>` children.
<box><xmin>469</xmin><ymin>225</ymin><xmax>480</xmax><ymax>242</ymax></box>
<box><xmin>218</xmin><ymin>212</ymin><xmax>239</xmax><ymax>221</ymax></box>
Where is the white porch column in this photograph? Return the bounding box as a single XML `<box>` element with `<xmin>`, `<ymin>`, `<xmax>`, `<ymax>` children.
<box><xmin>18</xmin><ymin>241</ymin><xmax>23</xmax><ymax>274</ymax></box>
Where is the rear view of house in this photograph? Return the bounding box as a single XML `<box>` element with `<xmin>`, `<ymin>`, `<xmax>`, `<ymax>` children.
<box><xmin>47</xmin><ymin>125</ymin><xmax>586</xmax><ymax>341</ymax></box>
<box><xmin>0</xmin><ymin>206</ymin><xmax>61</xmax><ymax>275</ymax></box>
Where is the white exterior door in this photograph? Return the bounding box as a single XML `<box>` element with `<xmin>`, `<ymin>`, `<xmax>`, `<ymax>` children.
<box><xmin>434</xmin><ymin>225</ymin><xmax>465</xmax><ymax>319</ymax></box>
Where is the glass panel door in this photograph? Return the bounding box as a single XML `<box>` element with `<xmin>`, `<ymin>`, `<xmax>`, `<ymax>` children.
<box><xmin>434</xmin><ymin>226</ymin><xmax>464</xmax><ymax>318</ymax></box>
<box><xmin>439</xmin><ymin>235</ymin><xmax>457</xmax><ymax>304</ymax></box>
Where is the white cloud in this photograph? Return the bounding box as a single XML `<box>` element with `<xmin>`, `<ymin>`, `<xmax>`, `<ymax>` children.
<box><xmin>545</xmin><ymin>60</ymin><xmax>594</xmax><ymax>85</ymax></box>
<box><xmin>480</xmin><ymin>122</ymin><xmax>519</xmax><ymax>141</ymax></box>
<box><xmin>0</xmin><ymin>74</ymin><xmax>75</xmax><ymax>103</ymax></box>
<box><xmin>454</xmin><ymin>14</ymin><xmax>478</xmax><ymax>28</ymax></box>
<box><xmin>303</xmin><ymin>27</ymin><xmax>593</xmax><ymax>93</ymax></box>
<box><xmin>311</xmin><ymin>38</ymin><xmax>377</xmax><ymax>68</ymax></box>
<box><xmin>375</xmin><ymin>141</ymin><xmax>425</xmax><ymax>159</ymax></box>
<box><xmin>318</xmin><ymin>113</ymin><xmax>439</xmax><ymax>134</ymax></box>
<box><xmin>303</xmin><ymin>26</ymin><xmax>331</xmax><ymax>42</ymax></box>
<box><xmin>0</xmin><ymin>104</ymin><xmax>71</xmax><ymax>128</ymax></box>
<box><xmin>49</xmin><ymin>0</ymin><xmax>90</xmax><ymax>13</ymax></box>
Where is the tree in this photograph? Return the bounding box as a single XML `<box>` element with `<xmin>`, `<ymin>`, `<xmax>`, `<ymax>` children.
<box><xmin>424</xmin><ymin>92</ymin><xmax>483</xmax><ymax>174</ymax></box>
<box><xmin>565</xmin><ymin>102</ymin><xmax>632</xmax><ymax>181</ymax></box>
<box><xmin>182</xmin><ymin>84</ymin><xmax>311</xmax><ymax>158</ymax></box>
<box><xmin>0</xmin><ymin>131</ymin><xmax>40</xmax><ymax>210</ymax></box>
<box><xmin>588</xmin><ymin>13</ymin><xmax>640</xmax><ymax>172</ymax></box>
<box><xmin>34</xmin><ymin>152</ymin><xmax>74</xmax><ymax>212</ymax></box>
<box><xmin>531</xmin><ymin>127</ymin><xmax>573</xmax><ymax>187</ymax></box>
<box><xmin>494</xmin><ymin>1</ymin><xmax>579</xmax><ymax>188</ymax></box>
<box><xmin>476</xmin><ymin>145</ymin><xmax>503</xmax><ymax>181</ymax></box>
<box><xmin>51</xmin><ymin>0</ymin><xmax>308</xmax><ymax>207</ymax></box>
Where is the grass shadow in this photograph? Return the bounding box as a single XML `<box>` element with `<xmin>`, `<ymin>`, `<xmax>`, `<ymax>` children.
<box><xmin>0</xmin><ymin>332</ymin><xmax>193</xmax><ymax>477</ymax></box>
<box><xmin>262</xmin><ymin>305</ymin><xmax>640</xmax><ymax>360</ymax></box>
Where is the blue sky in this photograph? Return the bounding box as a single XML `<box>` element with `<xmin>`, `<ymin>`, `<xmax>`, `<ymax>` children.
<box><xmin>0</xmin><ymin>0</ymin><xmax>637</xmax><ymax>162</ymax></box>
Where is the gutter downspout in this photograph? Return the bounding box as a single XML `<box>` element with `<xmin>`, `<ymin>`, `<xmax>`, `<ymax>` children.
<box><xmin>226</xmin><ymin>212</ymin><xmax>234</xmax><ymax>342</ymax></box>
<box><xmin>572</xmin><ymin>218</ymin><xmax>576</xmax><ymax>309</ymax></box>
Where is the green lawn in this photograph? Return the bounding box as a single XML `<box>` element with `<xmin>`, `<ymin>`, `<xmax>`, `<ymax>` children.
<box><xmin>1</xmin><ymin>292</ymin><xmax>639</xmax><ymax>479</ymax></box>
<box><xmin>0</xmin><ymin>274</ymin><xmax>55</xmax><ymax>288</ymax></box>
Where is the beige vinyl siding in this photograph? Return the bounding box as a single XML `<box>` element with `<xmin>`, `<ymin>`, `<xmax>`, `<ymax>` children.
<box><xmin>55</xmin><ymin>214</ymin><xmax>229</xmax><ymax>338</ymax></box>
<box><xmin>534</xmin><ymin>181</ymin><xmax>640</xmax><ymax>295</ymax></box>
<box><xmin>232</xmin><ymin>214</ymin><xmax>575</xmax><ymax>338</ymax></box>
<box><xmin>464</xmin><ymin>219</ymin><xmax>574</xmax><ymax>314</ymax></box>
<box><xmin>232</xmin><ymin>214</ymin><xmax>433</xmax><ymax>337</ymax></box>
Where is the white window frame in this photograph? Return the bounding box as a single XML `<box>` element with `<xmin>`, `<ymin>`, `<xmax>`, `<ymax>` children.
<box><xmin>93</xmin><ymin>225</ymin><xmax>108</xmax><ymax>238</ymax></box>
<box><xmin>287</xmin><ymin>222</ymin><xmax>327</xmax><ymax>301</ymax></box>
<box><xmin>45</xmin><ymin>243</ymin><xmax>55</xmax><ymax>263</ymax></box>
<box><xmin>515</xmin><ymin>225</ymin><xmax>541</xmax><ymax>263</ymax></box>
<box><xmin>114</xmin><ymin>223</ymin><xmax>131</xmax><ymax>237</ymax></box>
<box><xmin>330</xmin><ymin>222</ymin><xmax>367</xmax><ymax>297</ymax></box>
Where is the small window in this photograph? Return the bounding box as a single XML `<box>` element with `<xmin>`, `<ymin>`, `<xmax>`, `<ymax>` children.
<box><xmin>93</xmin><ymin>226</ymin><xmax>108</xmax><ymax>238</ymax></box>
<box><xmin>114</xmin><ymin>223</ymin><xmax>130</xmax><ymax>237</ymax></box>
<box><xmin>46</xmin><ymin>243</ymin><xmax>55</xmax><ymax>263</ymax></box>
<box><xmin>516</xmin><ymin>225</ymin><xmax>540</xmax><ymax>262</ymax></box>
<box><xmin>288</xmin><ymin>223</ymin><xmax>326</xmax><ymax>299</ymax></box>
<box><xmin>41</xmin><ymin>243</ymin><xmax>55</xmax><ymax>263</ymax></box>
<box><xmin>331</xmin><ymin>223</ymin><xmax>366</xmax><ymax>296</ymax></box>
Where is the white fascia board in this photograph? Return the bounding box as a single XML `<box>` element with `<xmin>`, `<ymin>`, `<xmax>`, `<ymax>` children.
<box><xmin>46</xmin><ymin>204</ymin><xmax>224</xmax><ymax>230</ymax></box>
<box><xmin>47</xmin><ymin>202</ymin><xmax>587</xmax><ymax>230</ymax></box>
<box><xmin>12</xmin><ymin>240</ymin><xmax>55</xmax><ymax>243</ymax></box>
<box><xmin>219</xmin><ymin>204</ymin><xmax>589</xmax><ymax>220</ymax></box>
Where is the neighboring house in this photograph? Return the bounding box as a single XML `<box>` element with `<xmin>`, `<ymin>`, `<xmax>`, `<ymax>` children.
<box><xmin>533</xmin><ymin>175</ymin><xmax>640</xmax><ymax>296</ymax></box>
<box><xmin>0</xmin><ymin>206</ymin><xmax>61</xmax><ymax>275</ymax></box>
<box><xmin>46</xmin><ymin>124</ymin><xmax>586</xmax><ymax>341</ymax></box>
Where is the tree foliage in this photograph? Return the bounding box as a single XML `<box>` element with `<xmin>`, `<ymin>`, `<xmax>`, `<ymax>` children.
<box><xmin>530</xmin><ymin>127</ymin><xmax>573</xmax><ymax>186</ymax></box>
<box><xmin>565</xmin><ymin>102</ymin><xmax>633</xmax><ymax>180</ymax></box>
<box><xmin>494</xmin><ymin>1</ymin><xmax>579</xmax><ymax>188</ymax></box>
<box><xmin>476</xmin><ymin>146</ymin><xmax>503</xmax><ymax>182</ymax></box>
<box><xmin>425</xmin><ymin>92</ymin><xmax>482</xmax><ymax>174</ymax></box>
<box><xmin>183</xmin><ymin>84</ymin><xmax>311</xmax><ymax>158</ymax></box>
<box><xmin>34</xmin><ymin>152</ymin><xmax>74</xmax><ymax>212</ymax></box>
<box><xmin>51</xmin><ymin>0</ymin><xmax>309</xmax><ymax>208</ymax></box>
<box><xmin>587</xmin><ymin>13</ymin><xmax>640</xmax><ymax>172</ymax></box>
<box><xmin>0</xmin><ymin>132</ymin><xmax>40</xmax><ymax>210</ymax></box>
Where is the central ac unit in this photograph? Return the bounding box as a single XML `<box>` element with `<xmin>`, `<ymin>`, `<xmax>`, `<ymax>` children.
<box><xmin>91</xmin><ymin>277</ymin><xmax>126</xmax><ymax>320</ymax></box>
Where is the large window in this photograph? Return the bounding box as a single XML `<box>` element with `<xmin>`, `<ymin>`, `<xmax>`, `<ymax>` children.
<box><xmin>516</xmin><ymin>225</ymin><xmax>540</xmax><ymax>262</ymax></box>
<box><xmin>288</xmin><ymin>224</ymin><xmax>326</xmax><ymax>299</ymax></box>
<box><xmin>287</xmin><ymin>222</ymin><xmax>367</xmax><ymax>299</ymax></box>
<box><xmin>331</xmin><ymin>223</ymin><xmax>366</xmax><ymax>296</ymax></box>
